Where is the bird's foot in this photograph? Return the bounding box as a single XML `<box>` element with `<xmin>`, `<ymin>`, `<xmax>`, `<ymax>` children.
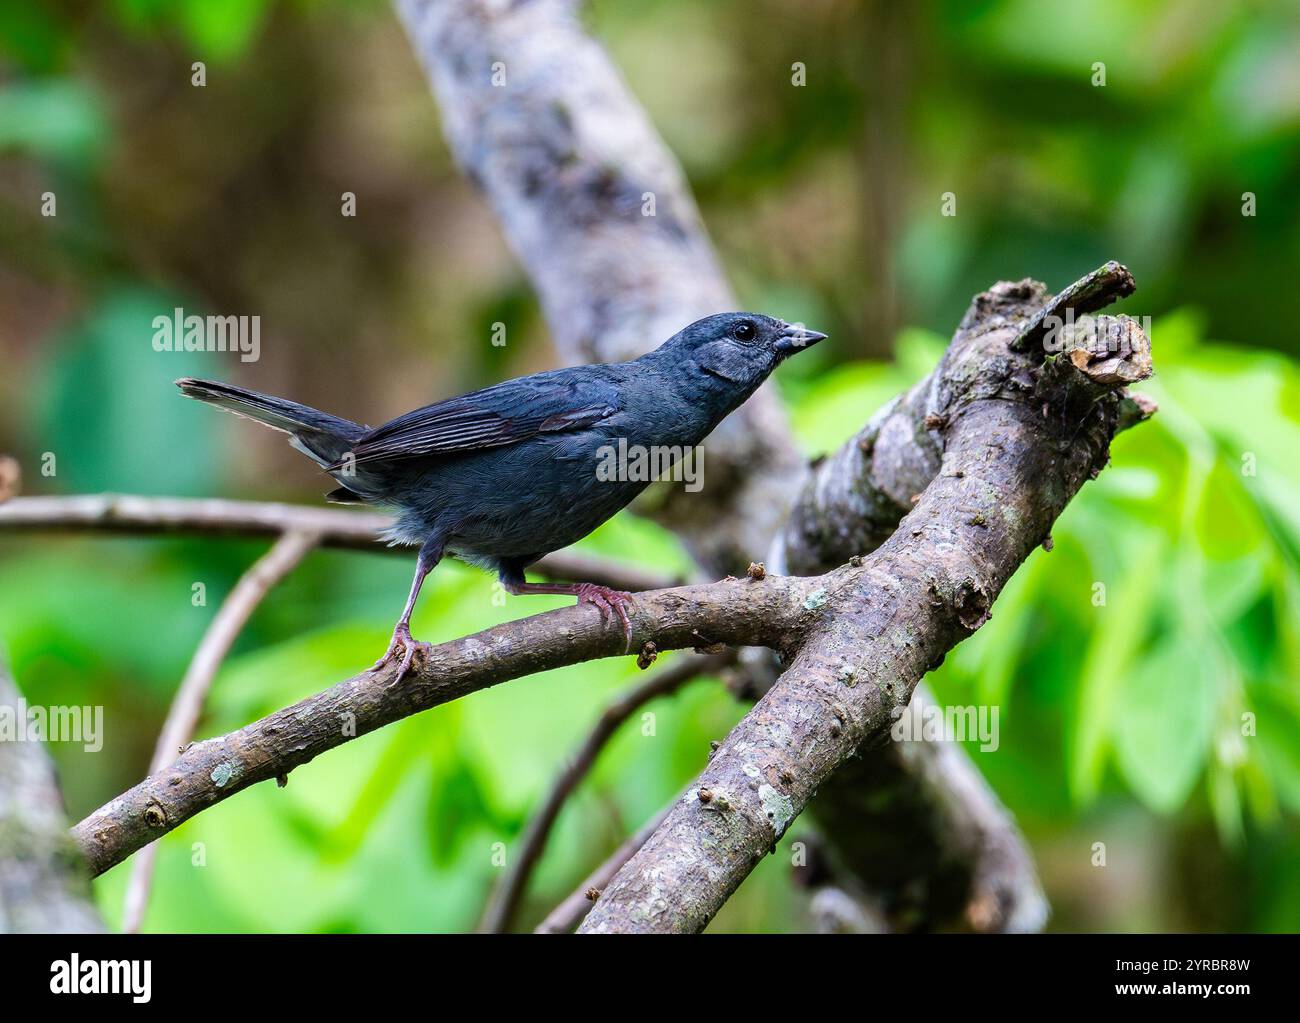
<box><xmin>370</xmin><ymin>623</ymin><xmax>433</xmax><ymax>685</ymax></box>
<box><xmin>575</xmin><ymin>583</ymin><xmax>635</xmax><ymax>652</ymax></box>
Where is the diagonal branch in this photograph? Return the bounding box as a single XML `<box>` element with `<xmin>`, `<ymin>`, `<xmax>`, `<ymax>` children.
<box><xmin>763</xmin><ymin>266</ymin><xmax>1149</xmax><ymax>932</ymax></box>
<box><xmin>479</xmin><ymin>651</ymin><xmax>733</xmax><ymax>933</ymax></box>
<box><xmin>1011</xmin><ymin>260</ymin><xmax>1136</xmax><ymax>353</ymax></box>
<box><xmin>578</xmin><ymin>276</ymin><xmax>1154</xmax><ymax>932</ymax></box>
<box><xmin>121</xmin><ymin>528</ymin><xmax>320</xmax><ymax>933</ymax></box>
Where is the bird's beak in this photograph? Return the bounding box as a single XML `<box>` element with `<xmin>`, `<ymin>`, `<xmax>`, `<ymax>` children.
<box><xmin>775</xmin><ymin>323</ymin><xmax>828</xmax><ymax>354</ymax></box>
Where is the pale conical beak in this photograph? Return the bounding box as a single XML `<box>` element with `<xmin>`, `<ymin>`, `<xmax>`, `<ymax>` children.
<box><xmin>775</xmin><ymin>323</ymin><xmax>828</xmax><ymax>354</ymax></box>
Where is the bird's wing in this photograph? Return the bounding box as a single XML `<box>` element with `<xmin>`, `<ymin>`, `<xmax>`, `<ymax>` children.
<box><xmin>331</xmin><ymin>372</ymin><xmax>620</xmax><ymax>469</ymax></box>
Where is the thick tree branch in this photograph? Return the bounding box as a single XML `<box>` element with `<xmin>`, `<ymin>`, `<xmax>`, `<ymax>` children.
<box><xmin>578</xmin><ymin>275</ymin><xmax>1154</xmax><ymax>932</ymax></box>
<box><xmin>0</xmin><ymin>660</ymin><xmax>105</xmax><ymax>933</ymax></box>
<box><xmin>71</xmin><ymin>575</ymin><xmax>818</xmax><ymax>877</ymax></box>
<box><xmin>121</xmin><ymin>529</ymin><xmax>319</xmax><ymax>933</ymax></box>
<box><xmin>778</xmin><ymin>267</ymin><xmax>1148</xmax><ymax>577</ymax></box>
<box><xmin>0</xmin><ymin>493</ymin><xmax>677</xmax><ymax>593</ymax></box>
<box><xmin>764</xmin><ymin>268</ymin><xmax>1148</xmax><ymax>932</ymax></box>
<box><xmin>479</xmin><ymin>651</ymin><xmax>732</xmax><ymax>933</ymax></box>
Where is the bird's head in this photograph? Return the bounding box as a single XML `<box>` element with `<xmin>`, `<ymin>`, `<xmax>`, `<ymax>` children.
<box><xmin>658</xmin><ymin>312</ymin><xmax>827</xmax><ymax>396</ymax></box>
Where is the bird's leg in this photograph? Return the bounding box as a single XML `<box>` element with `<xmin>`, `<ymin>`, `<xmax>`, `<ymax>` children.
<box><xmin>502</xmin><ymin>576</ymin><xmax>636</xmax><ymax>652</ymax></box>
<box><xmin>372</xmin><ymin>539</ymin><xmax>442</xmax><ymax>684</ymax></box>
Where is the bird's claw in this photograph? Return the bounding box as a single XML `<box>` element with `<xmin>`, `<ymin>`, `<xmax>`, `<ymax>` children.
<box><xmin>575</xmin><ymin>583</ymin><xmax>635</xmax><ymax>652</ymax></box>
<box><xmin>371</xmin><ymin>623</ymin><xmax>433</xmax><ymax>686</ymax></box>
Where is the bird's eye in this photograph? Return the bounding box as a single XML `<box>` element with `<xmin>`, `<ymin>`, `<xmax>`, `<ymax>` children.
<box><xmin>733</xmin><ymin>321</ymin><xmax>755</xmax><ymax>342</ymax></box>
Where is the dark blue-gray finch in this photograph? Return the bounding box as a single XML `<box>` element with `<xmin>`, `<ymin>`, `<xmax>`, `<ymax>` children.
<box><xmin>178</xmin><ymin>312</ymin><xmax>825</xmax><ymax>681</ymax></box>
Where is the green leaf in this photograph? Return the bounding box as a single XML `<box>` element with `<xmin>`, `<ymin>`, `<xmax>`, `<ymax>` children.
<box><xmin>175</xmin><ymin>0</ymin><xmax>269</xmax><ymax>62</ymax></box>
<box><xmin>1070</xmin><ymin>536</ymin><xmax>1165</xmax><ymax>802</ymax></box>
<box><xmin>0</xmin><ymin>79</ymin><xmax>107</xmax><ymax>160</ymax></box>
<box><xmin>1208</xmin><ymin>761</ymin><xmax>1245</xmax><ymax>846</ymax></box>
<box><xmin>37</xmin><ymin>287</ymin><xmax>222</xmax><ymax>496</ymax></box>
<box><xmin>1113</xmin><ymin>640</ymin><xmax>1219</xmax><ymax>813</ymax></box>
<box><xmin>425</xmin><ymin>760</ymin><xmax>499</xmax><ymax>869</ymax></box>
<box><xmin>1252</xmin><ymin>688</ymin><xmax>1300</xmax><ymax>815</ymax></box>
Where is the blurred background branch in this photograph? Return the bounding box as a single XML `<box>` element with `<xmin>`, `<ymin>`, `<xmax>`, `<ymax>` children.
<box><xmin>0</xmin><ymin>657</ymin><xmax>104</xmax><ymax>933</ymax></box>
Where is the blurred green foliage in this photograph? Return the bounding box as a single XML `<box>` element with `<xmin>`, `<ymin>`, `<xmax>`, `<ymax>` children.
<box><xmin>2</xmin><ymin>0</ymin><xmax>1299</xmax><ymax>932</ymax></box>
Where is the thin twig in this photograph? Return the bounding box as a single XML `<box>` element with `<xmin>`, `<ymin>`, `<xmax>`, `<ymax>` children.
<box><xmin>120</xmin><ymin>528</ymin><xmax>320</xmax><ymax>933</ymax></box>
<box><xmin>479</xmin><ymin>651</ymin><xmax>733</xmax><ymax>933</ymax></box>
<box><xmin>0</xmin><ymin>493</ymin><xmax>679</xmax><ymax>592</ymax></box>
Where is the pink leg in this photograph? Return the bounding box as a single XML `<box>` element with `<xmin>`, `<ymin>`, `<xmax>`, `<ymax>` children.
<box><xmin>372</xmin><ymin>541</ymin><xmax>441</xmax><ymax>684</ymax></box>
<box><xmin>504</xmin><ymin>579</ymin><xmax>636</xmax><ymax>651</ymax></box>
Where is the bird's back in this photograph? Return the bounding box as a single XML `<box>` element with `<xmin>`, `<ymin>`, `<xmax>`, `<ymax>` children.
<box><xmin>368</xmin><ymin>357</ymin><xmax>728</xmax><ymax>557</ymax></box>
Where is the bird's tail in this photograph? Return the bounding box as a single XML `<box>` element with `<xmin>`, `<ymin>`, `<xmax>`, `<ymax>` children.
<box><xmin>176</xmin><ymin>377</ymin><xmax>365</xmax><ymax>468</ymax></box>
